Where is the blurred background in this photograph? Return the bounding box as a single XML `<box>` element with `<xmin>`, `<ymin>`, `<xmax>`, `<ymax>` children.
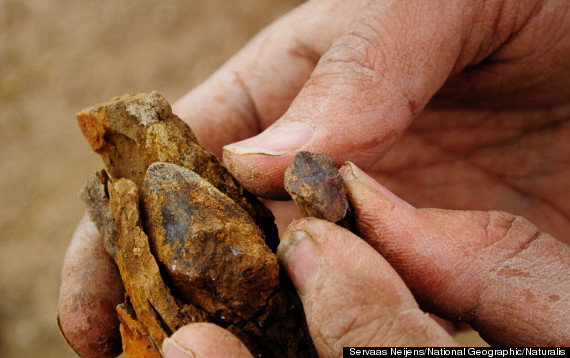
<box><xmin>0</xmin><ymin>0</ymin><xmax>301</xmax><ymax>356</ymax></box>
<box><xmin>0</xmin><ymin>0</ymin><xmax>486</xmax><ymax>356</ymax></box>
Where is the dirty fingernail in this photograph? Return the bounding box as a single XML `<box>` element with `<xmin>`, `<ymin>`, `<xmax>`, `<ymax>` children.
<box><xmin>341</xmin><ymin>162</ymin><xmax>414</xmax><ymax>208</ymax></box>
<box><xmin>277</xmin><ymin>230</ymin><xmax>319</xmax><ymax>296</ymax></box>
<box><xmin>223</xmin><ymin>121</ymin><xmax>313</xmax><ymax>156</ymax></box>
<box><xmin>163</xmin><ymin>337</ymin><xmax>196</xmax><ymax>358</ymax></box>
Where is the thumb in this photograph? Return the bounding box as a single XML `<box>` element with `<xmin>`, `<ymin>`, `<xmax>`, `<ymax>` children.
<box><xmin>223</xmin><ymin>0</ymin><xmax>469</xmax><ymax>199</ymax></box>
<box><xmin>278</xmin><ymin>218</ymin><xmax>457</xmax><ymax>356</ymax></box>
<box><xmin>162</xmin><ymin>323</ymin><xmax>253</xmax><ymax>358</ymax></box>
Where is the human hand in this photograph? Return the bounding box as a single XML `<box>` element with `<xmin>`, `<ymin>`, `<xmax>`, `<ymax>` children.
<box><xmin>59</xmin><ymin>0</ymin><xmax>570</xmax><ymax>355</ymax></box>
<box><xmin>162</xmin><ymin>0</ymin><xmax>570</xmax><ymax>353</ymax></box>
<box><xmin>161</xmin><ymin>163</ymin><xmax>569</xmax><ymax>357</ymax></box>
<box><xmin>173</xmin><ymin>0</ymin><xmax>570</xmax><ymax>241</ymax></box>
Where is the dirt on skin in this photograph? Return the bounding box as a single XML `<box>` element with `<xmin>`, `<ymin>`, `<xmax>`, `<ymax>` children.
<box><xmin>0</xmin><ymin>0</ymin><xmax>486</xmax><ymax>356</ymax></box>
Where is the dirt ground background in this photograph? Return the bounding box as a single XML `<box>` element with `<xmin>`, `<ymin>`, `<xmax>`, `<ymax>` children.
<box><xmin>0</xmin><ymin>0</ymin><xmax>484</xmax><ymax>356</ymax></box>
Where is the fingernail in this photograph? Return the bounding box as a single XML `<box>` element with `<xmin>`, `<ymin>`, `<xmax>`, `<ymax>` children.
<box><xmin>341</xmin><ymin>161</ymin><xmax>414</xmax><ymax>208</ymax></box>
<box><xmin>277</xmin><ymin>230</ymin><xmax>319</xmax><ymax>296</ymax></box>
<box><xmin>223</xmin><ymin>121</ymin><xmax>313</xmax><ymax>156</ymax></box>
<box><xmin>163</xmin><ymin>337</ymin><xmax>196</xmax><ymax>358</ymax></box>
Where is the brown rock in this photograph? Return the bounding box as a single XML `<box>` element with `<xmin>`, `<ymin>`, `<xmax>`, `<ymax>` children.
<box><xmin>107</xmin><ymin>178</ymin><xmax>208</xmax><ymax>348</ymax></box>
<box><xmin>77</xmin><ymin>93</ymin><xmax>318</xmax><ymax>357</ymax></box>
<box><xmin>81</xmin><ymin>172</ymin><xmax>195</xmax><ymax>354</ymax></box>
<box><xmin>79</xmin><ymin>170</ymin><xmax>119</xmax><ymax>258</ymax></box>
<box><xmin>141</xmin><ymin>162</ymin><xmax>316</xmax><ymax>357</ymax></box>
<box><xmin>284</xmin><ymin>151</ymin><xmax>354</xmax><ymax>230</ymax></box>
<box><xmin>141</xmin><ymin>162</ymin><xmax>279</xmax><ymax>321</ymax></box>
<box><xmin>77</xmin><ymin>91</ymin><xmax>278</xmax><ymax>251</ymax></box>
<box><xmin>117</xmin><ymin>304</ymin><xmax>162</xmax><ymax>358</ymax></box>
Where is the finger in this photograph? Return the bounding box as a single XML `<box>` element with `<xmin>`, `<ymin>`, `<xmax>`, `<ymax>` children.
<box><xmin>163</xmin><ymin>323</ymin><xmax>253</xmax><ymax>358</ymax></box>
<box><xmin>57</xmin><ymin>214</ymin><xmax>124</xmax><ymax>358</ymax></box>
<box><xmin>173</xmin><ymin>0</ymin><xmax>367</xmax><ymax>157</ymax></box>
<box><xmin>340</xmin><ymin>162</ymin><xmax>570</xmax><ymax>346</ymax></box>
<box><xmin>223</xmin><ymin>0</ymin><xmax>477</xmax><ymax>198</ymax></box>
<box><xmin>278</xmin><ymin>218</ymin><xmax>457</xmax><ymax>355</ymax></box>
<box><xmin>222</xmin><ymin>1</ymin><xmax>556</xmax><ymax>199</ymax></box>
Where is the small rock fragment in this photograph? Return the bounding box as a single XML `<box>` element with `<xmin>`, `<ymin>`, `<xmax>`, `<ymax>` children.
<box><xmin>284</xmin><ymin>151</ymin><xmax>354</xmax><ymax>230</ymax></box>
<box><xmin>79</xmin><ymin>170</ymin><xmax>119</xmax><ymax>258</ymax></box>
<box><xmin>117</xmin><ymin>304</ymin><xmax>162</xmax><ymax>358</ymax></box>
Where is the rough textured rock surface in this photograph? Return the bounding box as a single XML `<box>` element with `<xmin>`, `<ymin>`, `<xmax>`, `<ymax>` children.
<box><xmin>107</xmin><ymin>178</ymin><xmax>207</xmax><ymax>343</ymax></box>
<box><xmin>77</xmin><ymin>93</ymin><xmax>317</xmax><ymax>357</ymax></box>
<box><xmin>79</xmin><ymin>170</ymin><xmax>119</xmax><ymax>258</ymax></box>
<box><xmin>77</xmin><ymin>91</ymin><xmax>278</xmax><ymax>251</ymax></box>
<box><xmin>116</xmin><ymin>304</ymin><xmax>162</xmax><ymax>358</ymax></box>
<box><xmin>284</xmin><ymin>151</ymin><xmax>354</xmax><ymax>230</ymax></box>
<box><xmin>141</xmin><ymin>163</ymin><xmax>316</xmax><ymax>357</ymax></box>
<box><xmin>142</xmin><ymin>162</ymin><xmax>279</xmax><ymax>320</ymax></box>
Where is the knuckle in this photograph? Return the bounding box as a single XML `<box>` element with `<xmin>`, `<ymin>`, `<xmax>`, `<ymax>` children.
<box><xmin>314</xmin><ymin>313</ymin><xmax>383</xmax><ymax>355</ymax></box>
<box><xmin>309</xmin><ymin>24</ymin><xmax>389</xmax><ymax>93</ymax></box>
<box><xmin>321</xmin><ymin>28</ymin><xmax>385</xmax><ymax>79</ymax></box>
<box><xmin>315</xmin><ymin>304</ymin><xmax>432</xmax><ymax>351</ymax></box>
<box><xmin>309</xmin><ymin>291</ymin><xmax>406</xmax><ymax>352</ymax></box>
<box><xmin>484</xmin><ymin>211</ymin><xmax>541</xmax><ymax>251</ymax></box>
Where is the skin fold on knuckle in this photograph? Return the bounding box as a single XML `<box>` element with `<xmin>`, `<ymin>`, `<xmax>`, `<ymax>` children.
<box><xmin>308</xmin><ymin>294</ymin><xmax>405</xmax><ymax>355</ymax></box>
<box><xmin>308</xmin><ymin>24</ymin><xmax>386</xmax><ymax>95</ymax></box>
<box><xmin>311</xmin><ymin>301</ymin><xmax>452</xmax><ymax>354</ymax></box>
<box><xmin>445</xmin><ymin>211</ymin><xmax>570</xmax><ymax>345</ymax></box>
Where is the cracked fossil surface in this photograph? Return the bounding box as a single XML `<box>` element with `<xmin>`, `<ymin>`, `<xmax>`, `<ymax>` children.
<box><xmin>77</xmin><ymin>92</ymin><xmax>317</xmax><ymax>357</ymax></box>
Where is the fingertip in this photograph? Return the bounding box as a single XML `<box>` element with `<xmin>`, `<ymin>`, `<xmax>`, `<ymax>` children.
<box><xmin>221</xmin><ymin>120</ymin><xmax>315</xmax><ymax>199</ymax></box>
<box><xmin>163</xmin><ymin>323</ymin><xmax>253</xmax><ymax>358</ymax></box>
<box><xmin>222</xmin><ymin>147</ymin><xmax>293</xmax><ymax>199</ymax></box>
<box><xmin>339</xmin><ymin>162</ymin><xmax>418</xmax><ymax>250</ymax></box>
<box><xmin>162</xmin><ymin>337</ymin><xmax>196</xmax><ymax>358</ymax></box>
<box><xmin>340</xmin><ymin>161</ymin><xmax>414</xmax><ymax>209</ymax></box>
<box><xmin>278</xmin><ymin>227</ymin><xmax>320</xmax><ymax>297</ymax></box>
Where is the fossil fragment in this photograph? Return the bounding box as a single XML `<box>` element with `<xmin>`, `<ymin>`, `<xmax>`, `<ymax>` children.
<box><xmin>107</xmin><ymin>178</ymin><xmax>206</xmax><ymax>344</ymax></box>
<box><xmin>77</xmin><ymin>91</ymin><xmax>278</xmax><ymax>251</ymax></box>
<box><xmin>141</xmin><ymin>162</ymin><xmax>315</xmax><ymax>357</ymax></box>
<box><xmin>74</xmin><ymin>92</ymin><xmax>317</xmax><ymax>357</ymax></box>
<box><xmin>117</xmin><ymin>304</ymin><xmax>162</xmax><ymax>358</ymax></box>
<box><xmin>142</xmin><ymin>162</ymin><xmax>278</xmax><ymax>320</ymax></box>
<box><xmin>284</xmin><ymin>151</ymin><xmax>354</xmax><ymax>230</ymax></box>
<box><xmin>79</xmin><ymin>169</ymin><xmax>119</xmax><ymax>258</ymax></box>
